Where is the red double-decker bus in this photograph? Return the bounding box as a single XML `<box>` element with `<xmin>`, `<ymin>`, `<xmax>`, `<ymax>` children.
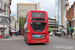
<box><xmin>24</xmin><ymin>10</ymin><xmax>49</xmax><ymax>44</ymax></box>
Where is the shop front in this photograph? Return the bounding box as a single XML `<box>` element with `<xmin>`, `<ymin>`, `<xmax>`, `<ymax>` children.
<box><xmin>0</xmin><ymin>28</ymin><xmax>5</xmax><ymax>38</ymax></box>
<box><xmin>0</xmin><ymin>25</ymin><xmax>9</xmax><ymax>38</ymax></box>
<box><xmin>0</xmin><ymin>15</ymin><xmax>10</xmax><ymax>38</ymax></box>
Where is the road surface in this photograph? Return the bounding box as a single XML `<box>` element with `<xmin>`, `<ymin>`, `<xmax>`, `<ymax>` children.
<box><xmin>0</xmin><ymin>36</ymin><xmax>75</xmax><ymax>50</ymax></box>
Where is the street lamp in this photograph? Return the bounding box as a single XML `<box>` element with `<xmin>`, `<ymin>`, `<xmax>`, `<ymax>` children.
<box><xmin>74</xmin><ymin>3</ymin><xmax>75</xmax><ymax>36</ymax></box>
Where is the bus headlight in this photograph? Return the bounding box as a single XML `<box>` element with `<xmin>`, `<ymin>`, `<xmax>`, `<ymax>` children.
<box><xmin>28</xmin><ymin>36</ymin><xmax>30</xmax><ymax>38</ymax></box>
<box><xmin>47</xmin><ymin>35</ymin><xmax>48</xmax><ymax>37</ymax></box>
<box><xmin>45</xmin><ymin>18</ymin><xmax>46</xmax><ymax>20</ymax></box>
<box><xmin>28</xmin><ymin>36</ymin><xmax>30</xmax><ymax>39</ymax></box>
<box><xmin>30</xmin><ymin>18</ymin><xmax>31</xmax><ymax>19</ymax></box>
<box><xmin>47</xmin><ymin>35</ymin><xmax>49</xmax><ymax>39</ymax></box>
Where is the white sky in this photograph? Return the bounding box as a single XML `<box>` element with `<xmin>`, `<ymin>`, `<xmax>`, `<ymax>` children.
<box><xmin>10</xmin><ymin>0</ymin><xmax>75</xmax><ymax>18</ymax></box>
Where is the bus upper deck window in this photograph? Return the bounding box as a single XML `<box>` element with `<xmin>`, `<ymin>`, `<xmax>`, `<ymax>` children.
<box><xmin>32</xmin><ymin>13</ymin><xmax>45</xmax><ymax>17</ymax></box>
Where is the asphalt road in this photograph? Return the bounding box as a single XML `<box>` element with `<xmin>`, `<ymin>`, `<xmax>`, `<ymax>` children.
<box><xmin>0</xmin><ymin>36</ymin><xmax>75</xmax><ymax>50</ymax></box>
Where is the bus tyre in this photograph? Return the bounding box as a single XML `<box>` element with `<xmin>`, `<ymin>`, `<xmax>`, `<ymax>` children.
<box><xmin>26</xmin><ymin>37</ymin><xmax>28</xmax><ymax>44</ymax></box>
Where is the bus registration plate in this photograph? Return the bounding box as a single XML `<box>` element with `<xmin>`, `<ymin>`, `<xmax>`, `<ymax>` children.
<box><xmin>36</xmin><ymin>41</ymin><xmax>41</xmax><ymax>43</ymax></box>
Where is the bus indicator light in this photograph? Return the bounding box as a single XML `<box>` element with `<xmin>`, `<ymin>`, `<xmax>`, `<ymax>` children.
<box><xmin>45</xmin><ymin>18</ymin><xmax>46</xmax><ymax>20</ymax></box>
<box><xmin>28</xmin><ymin>30</ymin><xmax>30</xmax><ymax>32</ymax></box>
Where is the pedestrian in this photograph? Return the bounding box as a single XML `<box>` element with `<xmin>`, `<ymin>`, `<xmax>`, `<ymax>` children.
<box><xmin>71</xmin><ymin>29</ymin><xmax>73</xmax><ymax>38</ymax></box>
<box><xmin>66</xmin><ymin>28</ymin><xmax>69</xmax><ymax>38</ymax></box>
<box><xmin>63</xmin><ymin>31</ymin><xmax>65</xmax><ymax>37</ymax></box>
<box><xmin>15</xmin><ymin>32</ymin><xmax>18</xmax><ymax>36</ymax></box>
<box><xmin>10</xmin><ymin>31</ymin><xmax>12</xmax><ymax>37</ymax></box>
<box><xmin>72</xmin><ymin>32</ymin><xmax>74</xmax><ymax>37</ymax></box>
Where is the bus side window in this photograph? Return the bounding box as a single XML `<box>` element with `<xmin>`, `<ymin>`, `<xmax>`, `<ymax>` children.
<box><xmin>25</xmin><ymin>28</ymin><xmax>27</xmax><ymax>34</ymax></box>
<box><xmin>26</xmin><ymin>15</ymin><xmax>28</xmax><ymax>21</ymax></box>
<box><xmin>24</xmin><ymin>29</ymin><xmax>25</xmax><ymax>34</ymax></box>
<box><xmin>24</xmin><ymin>21</ymin><xmax>28</xmax><ymax>34</ymax></box>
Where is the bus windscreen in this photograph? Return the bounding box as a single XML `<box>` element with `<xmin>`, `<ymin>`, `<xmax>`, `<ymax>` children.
<box><xmin>30</xmin><ymin>22</ymin><xmax>46</xmax><ymax>32</ymax></box>
<box><xmin>32</xmin><ymin>13</ymin><xmax>45</xmax><ymax>17</ymax></box>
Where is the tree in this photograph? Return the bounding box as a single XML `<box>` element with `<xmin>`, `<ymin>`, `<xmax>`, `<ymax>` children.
<box><xmin>49</xmin><ymin>27</ymin><xmax>52</xmax><ymax>33</ymax></box>
<box><xmin>19</xmin><ymin>18</ymin><xmax>25</xmax><ymax>29</ymax></box>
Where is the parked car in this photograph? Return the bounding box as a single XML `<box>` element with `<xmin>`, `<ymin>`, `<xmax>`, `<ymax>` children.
<box><xmin>55</xmin><ymin>32</ymin><xmax>62</xmax><ymax>37</ymax></box>
<box><xmin>18</xmin><ymin>32</ymin><xmax>22</xmax><ymax>35</ymax></box>
<box><xmin>49</xmin><ymin>32</ymin><xmax>53</xmax><ymax>36</ymax></box>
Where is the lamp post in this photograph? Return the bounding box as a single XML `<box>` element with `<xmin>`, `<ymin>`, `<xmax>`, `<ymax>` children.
<box><xmin>20</xmin><ymin>16</ymin><xmax>23</xmax><ymax>29</ymax></box>
<box><xmin>74</xmin><ymin>4</ymin><xmax>75</xmax><ymax>36</ymax></box>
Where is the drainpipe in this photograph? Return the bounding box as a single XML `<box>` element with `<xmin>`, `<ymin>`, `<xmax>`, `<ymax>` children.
<box><xmin>74</xmin><ymin>3</ymin><xmax>75</xmax><ymax>36</ymax></box>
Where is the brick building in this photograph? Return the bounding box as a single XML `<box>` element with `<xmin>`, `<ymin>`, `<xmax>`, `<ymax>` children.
<box><xmin>66</xmin><ymin>1</ymin><xmax>75</xmax><ymax>36</ymax></box>
<box><xmin>65</xmin><ymin>0</ymin><xmax>69</xmax><ymax>17</ymax></box>
<box><xmin>66</xmin><ymin>2</ymin><xmax>75</xmax><ymax>28</ymax></box>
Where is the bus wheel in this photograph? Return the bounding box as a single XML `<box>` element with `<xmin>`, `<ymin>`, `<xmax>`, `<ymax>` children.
<box><xmin>26</xmin><ymin>37</ymin><xmax>28</xmax><ymax>44</ymax></box>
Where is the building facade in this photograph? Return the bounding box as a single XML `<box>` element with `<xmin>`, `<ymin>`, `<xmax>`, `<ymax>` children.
<box><xmin>65</xmin><ymin>0</ymin><xmax>69</xmax><ymax>15</ymax></box>
<box><xmin>10</xmin><ymin>16</ymin><xmax>15</xmax><ymax>29</ymax></box>
<box><xmin>66</xmin><ymin>2</ymin><xmax>75</xmax><ymax>36</ymax></box>
<box><xmin>55</xmin><ymin>0</ymin><xmax>67</xmax><ymax>30</ymax></box>
<box><xmin>17</xmin><ymin>3</ymin><xmax>40</xmax><ymax>30</ymax></box>
<box><xmin>0</xmin><ymin>0</ymin><xmax>11</xmax><ymax>38</ymax></box>
<box><xmin>48</xmin><ymin>18</ymin><xmax>58</xmax><ymax>33</ymax></box>
<box><xmin>17</xmin><ymin>3</ymin><xmax>40</xmax><ymax>18</ymax></box>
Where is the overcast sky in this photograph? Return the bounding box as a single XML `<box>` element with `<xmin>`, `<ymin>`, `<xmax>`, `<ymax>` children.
<box><xmin>10</xmin><ymin>0</ymin><xmax>75</xmax><ymax>18</ymax></box>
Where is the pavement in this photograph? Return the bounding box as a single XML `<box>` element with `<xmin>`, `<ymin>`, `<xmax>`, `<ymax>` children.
<box><xmin>58</xmin><ymin>35</ymin><xmax>75</xmax><ymax>40</ymax></box>
<box><xmin>0</xmin><ymin>35</ymin><xmax>75</xmax><ymax>50</ymax></box>
<box><xmin>0</xmin><ymin>35</ymin><xmax>23</xmax><ymax>41</ymax></box>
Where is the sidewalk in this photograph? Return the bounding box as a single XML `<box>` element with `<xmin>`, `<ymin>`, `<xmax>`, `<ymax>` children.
<box><xmin>0</xmin><ymin>35</ymin><xmax>23</xmax><ymax>41</ymax></box>
<box><xmin>61</xmin><ymin>35</ymin><xmax>75</xmax><ymax>40</ymax></box>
